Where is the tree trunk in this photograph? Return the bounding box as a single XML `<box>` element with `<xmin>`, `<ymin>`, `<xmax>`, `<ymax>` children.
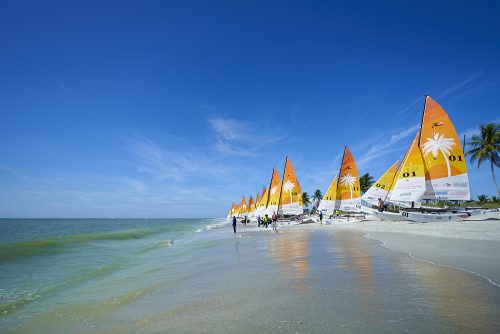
<box><xmin>491</xmin><ymin>159</ymin><xmax>500</xmax><ymax>196</ymax></box>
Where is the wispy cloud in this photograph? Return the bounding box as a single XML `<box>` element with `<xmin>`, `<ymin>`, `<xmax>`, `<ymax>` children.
<box><xmin>439</xmin><ymin>70</ymin><xmax>483</xmax><ymax>98</ymax></box>
<box><xmin>357</xmin><ymin>124</ymin><xmax>419</xmax><ymax>168</ymax></box>
<box><xmin>207</xmin><ymin>115</ymin><xmax>286</xmax><ymax>157</ymax></box>
<box><xmin>0</xmin><ymin>165</ymin><xmax>28</xmax><ymax>179</ymax></box>
<box><xmin>126</xmin><ymin>135</ymin><xmax>205</xmax><ymax>182</ymax></box>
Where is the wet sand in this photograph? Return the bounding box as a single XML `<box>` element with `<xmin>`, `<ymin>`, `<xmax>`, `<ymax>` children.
<box><xmin>325</xmin><ymin>219</ymin><xmax>500</xmax><ymax>287</ymax></box>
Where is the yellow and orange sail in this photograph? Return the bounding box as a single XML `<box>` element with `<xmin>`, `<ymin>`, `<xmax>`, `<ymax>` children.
<box><xmin>279</xmin><ymin>158</ymin><xmax>303</xmax><ymax>216</ymax></box>
<box><xmin>255</xmin><ymin>186</ymin><xmax>268</xmax><ymax>216</ymax></box>
<box><xmin>389</xmin><ymin>132</ymin><xmax>427</xmax><ymax>203</ymax></box>
<box><xmin>361</xmin><ymin>160</ymin><xmax>399</xmax><ymax>207</ymax></box>
<box><xmin>265</xmin><ymin>167</ymin><xmax>281</xmax><ymax>216</ymax></box>
<box><xmin>318</xmin><ymin>174</ymin><xmax>338</xmax><ymax>216</ymax></box>
<box><xmin>239</xmin><ymin>196</ymin><xmax>248</xmax><ymax>215</ymax></box>
<box><xmin>419</xmin><ymin>96</ymin><xmax>470</xmax><ymax>200</ymax></box>
<box><xmin>335</xmin><ymin>146</ymin><xmax>361</xmax><ymax>211</ymax></box>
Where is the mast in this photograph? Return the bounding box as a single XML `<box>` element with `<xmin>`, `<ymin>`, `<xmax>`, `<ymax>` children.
<box><xmin>277</xmin><ymin>156</ymin><xmax>288</xmax><ymax>216</ymax></box>
<box><xmin>417</xmin><ymin>95</ymin><xmax>428</xmax><ymax>147</ymax></box>
<box><xmin>335</xmin><ymin>146</ymin><xmax>347</xmax><ymax>197</ymax></box>
<box><xmin>264</xmin><ymin>168</ymin><xmax>275</xmax><ymax>209</ymax></box>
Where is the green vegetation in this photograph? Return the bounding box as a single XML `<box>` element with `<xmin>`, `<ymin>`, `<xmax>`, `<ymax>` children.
<box><xmin>359</xmin><ymin>173</ymin><xmax>374</xmax><ymax>194</ymax></box>
<box><xmin>466</xmin><ymin>123</ymin><xmax>500</xmax><ymax>196</ymax></box>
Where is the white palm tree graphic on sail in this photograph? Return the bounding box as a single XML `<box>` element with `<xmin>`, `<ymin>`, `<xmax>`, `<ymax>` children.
<box><xmin>422</xmin><ymin>133</ymin><xmax>455</xmax><ymax>177</ymax></box>
<box><xmin>283</xmin><ymin>180</ymin><xmax>295</xmax><ymax>204</ymax></box>
<box><xmin>340</xmin><ymin>173</ymin><xmax>356</xmax><ymax>199</ymax></box>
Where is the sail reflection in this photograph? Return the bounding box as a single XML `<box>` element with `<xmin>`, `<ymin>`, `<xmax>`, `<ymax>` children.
<box><xmin>267</xmin><ymin>231</ymin><xmax>310</xmax><ymax>292</ymax></box>
<box><xmin>334</xmin><ymin>231</ymin><xmax>380</xmax><ymax>318</ymax></box>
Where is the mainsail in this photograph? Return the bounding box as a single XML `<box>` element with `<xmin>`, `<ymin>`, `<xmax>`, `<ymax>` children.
<box><xmin>255</xmin><ymin>186</ymin><xmax>268</xmax><ymax>217</ymax></box>
<box><xmin>419</xmin><ymin>96</ymin><xmax>470</xmax><ymax>200</ymax></box>
<box><xmin>248</xmin><ymin>195</ymin><xmax>255</xmax><ymax>216</ymax></box>
<box><xmin>318</xmin><ymin>174</ymin><xmax>338</xmax><ymax>216</ymax></box>
<box><xmin>239</xmin><ymin>196</ymin><xmax>248</xmax><ymax>216</ymax></box>
<box><xmin>335</xmin><ymin>146</ymin><xmax>361</xmax><ymax>211</ymax></box>
<box><xmin>361</xmin><ymin>160</ymin><xmax>399</xmax><ymax>207</ymax></box>
<box><xmin>278</xmin><ymin>157</ymin><xmax>303</xmax><ymax>216</ymax></box>
<box><xmin>389</xmin><ymin>132</ymin><xmax>426</xmax><ymax>204</ymax></box>
<box><xmin>265</xmin><ymin>167</ymin><xmax>281</xmax><ymax>216</ymax></box>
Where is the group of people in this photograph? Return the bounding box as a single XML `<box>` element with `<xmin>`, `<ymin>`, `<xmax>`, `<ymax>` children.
<box><xmin>232</xmin><ymin>212</ymin><xmax>278</xmax><ymax>233</ymax></box>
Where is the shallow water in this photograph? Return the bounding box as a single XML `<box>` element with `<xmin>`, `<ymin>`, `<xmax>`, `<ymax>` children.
<box><xmin>1</xmin><ymin>219</ymin><xmax>499</xmax><ymax>333</ymax></box>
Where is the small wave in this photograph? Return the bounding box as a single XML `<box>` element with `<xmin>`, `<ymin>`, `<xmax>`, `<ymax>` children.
<box><xmin>0</xmin><ymin>229</ymin><xmax>155</xmax><ymax>261</ymax></box>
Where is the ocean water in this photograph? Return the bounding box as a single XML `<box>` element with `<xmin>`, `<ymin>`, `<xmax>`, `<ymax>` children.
<box><xmin>1</xmin><ymin>219</ymin><xmax>499</xmax><ymax>333</ymax></box>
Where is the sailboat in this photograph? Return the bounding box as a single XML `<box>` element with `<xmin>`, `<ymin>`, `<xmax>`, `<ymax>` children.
<box><xmin>318</xmin><ymin>146</ymin><xmax>364</xmax><ymax>223</ymax></box>
<box><xmin>254</xmin><ymin>186</ymin><xmax>267</xmax><ymax>218</ymax></box>
<box><xmin>378</xmin><ymin>96</ymin><xmax>470</xmax><ymax>222</ymax></box>
<box><xmin>247</xmin><ymin>195</ymin><xmax>255</xmax><ymax>218</ymax></box>
<box><xmin>278</xmin><ymin>157</ymin><xmax>304</xmax><ymax>217</ymax></box>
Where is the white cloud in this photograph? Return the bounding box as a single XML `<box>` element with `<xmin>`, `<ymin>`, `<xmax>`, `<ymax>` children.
<box><xmin>126</xmin><ymin>135</ymin><xmax>205</xmax><ymax>182</ymax></box>
<box><xmin>207</xmin><ymin>115</ymin><xmax>285</xmax><ymax>157</ymax></box>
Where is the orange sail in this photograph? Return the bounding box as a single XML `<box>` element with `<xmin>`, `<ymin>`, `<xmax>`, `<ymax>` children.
<box><xmin>335</xmin><ymin>146</ymin><xmax>361</xmax><ymax>211</ymax></box>
<box><xmin>279</xmin><ymin>158</ymin><xmax>303</xmax><ymax>216</ymax></box>
<box><xmin>265</xmin><ymin>167</ymin><xmax>281</xmax><ymax>216</ymax></box>
<box><xmin>248</xmin><ymin>196</ymin><xmax>255</xmax><ymax>213</ymax></box>
<box><xmin>419</xmin><ymin>96</ymin><xmax>470</xmax><ymax>200</ymax></box>
<box><xmin>239</xmin><ymin>196</ymin><xmax>248</xmax><ymax>215</ymax></box>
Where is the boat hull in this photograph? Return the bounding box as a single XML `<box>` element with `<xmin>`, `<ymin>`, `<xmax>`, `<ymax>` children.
<box><xmin>402</xmin><ymin>211</ymin><xmax>468</xmax><ymax>223</ymax></box>
<box><xmin>373</xmin><ymin>211</ymin><xmax>406</xmax><ymax>221</ymax></box>
<box><xmin>463</xmin><ymin>209</ymin><xmax>500</xmax><ymax>221</ymax></box>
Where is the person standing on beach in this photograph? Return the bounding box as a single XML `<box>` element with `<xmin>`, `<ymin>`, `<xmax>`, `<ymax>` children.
<box><xmin>257</xmin><ymin>215</ymin><xmax>261</xmax><ymax>227</ymax></box>
<box><xmin>271</xmin><ymin>212</ymin><xmax>278</xmax><ymax>230</ymax></box>
<box><xmin>378</xmin><ymin>198</ymin><xmax>385</xmax><ymax>212</ymax></box>
<box><xmin>232</xmin><ymin>216</ymin><xmax>237</xmax><ymax>234</ymax></box>
<box><xmin>264</xmin><ymin>214</ymin><xmax>269</xmax><ymax>228</ymax></box>
<box><xmin>319</xmin><ymin>211</ymin><xmax>323</xmax><ymax>225</ymax></box>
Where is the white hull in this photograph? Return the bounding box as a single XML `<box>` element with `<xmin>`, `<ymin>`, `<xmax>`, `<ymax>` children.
<box><xmin>324</xmin><ymin>215</ymin><xmax>364</xmax><ymax>224</ymax></box>
<box><xmin>373</xmin><ymin>211</ymin><xmax>407</xmax><ymax>221</ymax></box>
<box><xmin>402</xmin><ymin>211</ymin><xmax>468</xmax><ymax>223</ymax></box>
<box><xmin>463</xmin><ymin>209</ymin><xmax>500</xmax><ymax>221</ymax></box>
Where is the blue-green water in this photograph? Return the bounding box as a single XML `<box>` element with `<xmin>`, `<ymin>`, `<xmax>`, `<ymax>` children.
<box><xmin>1</xmin><ymin>219</ymin><xmax>499</xmax><ymax>333</ymax></box>
<box><xmin>0</xmin><ymin>218</ymin><xmax>225</xmax><ymax>329</ymax></box>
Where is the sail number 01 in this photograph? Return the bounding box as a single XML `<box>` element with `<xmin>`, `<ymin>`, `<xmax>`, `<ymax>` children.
<box><xmin>448</xmin><ymin>155</ymin><xmax>463</xmax><ymax>162</ymax></box>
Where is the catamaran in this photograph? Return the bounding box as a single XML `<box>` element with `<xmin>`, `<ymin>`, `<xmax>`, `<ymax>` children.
<box><xmin>318</xmin><ymin>146</ymin><xmax>364</xmax><ymax>223</ymax></box>
<box><xmin>376</xmin><ymin>96</ymin><xmax>471</xmax><ymax>222</ymax></box>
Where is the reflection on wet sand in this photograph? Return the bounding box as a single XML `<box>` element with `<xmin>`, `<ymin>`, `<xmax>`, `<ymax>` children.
<box><xmin>334</xmin><ymin>231</ymin><xmax>380</xmax><ymax>318</ymax></box>
<box><xmin>267</xmin><ymin>231</ymin><xmax>310</xmax><ymax>292</ymax></box>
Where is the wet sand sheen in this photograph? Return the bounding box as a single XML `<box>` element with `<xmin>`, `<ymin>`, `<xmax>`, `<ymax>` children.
<box><xmin>91</xmin><ymin>229</ymin><xmax>500</xmax><ymax>333</ymax></box>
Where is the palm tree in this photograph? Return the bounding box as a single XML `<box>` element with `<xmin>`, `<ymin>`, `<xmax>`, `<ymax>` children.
<box><xmin>477</xmin><ymin>194</ymin><xmax>489</xmax><ymax>203</ymax></box>
<box><xmin>466</xmin><ymin>123</ymin><xmax>500</xmax><ymax>196</ymax></box>
<box><xmin>302</xmin><ymin>192</ymin><xmax>311</xmax><ymax>211</ymax></box>
<box><xmin>422</xmin><ymin>133</ymin><xmax>456</xmax><ymax>177</ymax></box>
<box><xmin>283</xmin><ymin>180</ymin><xmax>295</xmax><ymax>204</ymax></box>
<box><xmin>340</xmin><ymin>173</ymin><xmax>357</xmax><ymax>198</ymax></box>
<box><xmin>359</xmin><ymin>173</ymin><xmax>374</xmax><ymax>194</ymax></box>
<box><xmin>312</xmin><ymin>189</ymin><xmax>323</xmax><ymax>206</ymax></box>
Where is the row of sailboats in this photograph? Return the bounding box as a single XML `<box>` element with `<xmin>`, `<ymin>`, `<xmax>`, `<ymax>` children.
<box><xmin>226</xmin><ymin>158</ymin><xmax>304</xmax><ymax>220</ymax></box>
<box><xmin>228</xmin><ymin>96</ymin><xmax>494</xmax><ymax>223</ymax></box>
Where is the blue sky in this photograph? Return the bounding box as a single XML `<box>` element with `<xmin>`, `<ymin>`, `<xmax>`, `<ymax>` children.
<box><xmin>1</xmin><ymin>0</ymin><xmax>499</xmax><ymax>218</ymax></box>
